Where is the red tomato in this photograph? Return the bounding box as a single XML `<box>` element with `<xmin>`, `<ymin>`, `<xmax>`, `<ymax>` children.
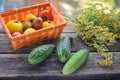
<box><xmin>38</xmin><ymin>10</ymin><xmax>53</xmax><ymax>21</ymax></box>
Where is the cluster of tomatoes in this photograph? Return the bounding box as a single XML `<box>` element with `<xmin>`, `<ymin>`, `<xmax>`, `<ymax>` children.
<box><xmin>6</xmin><ymin>10</ymin><xmax>55</xmax><ymax>37</ymax></box>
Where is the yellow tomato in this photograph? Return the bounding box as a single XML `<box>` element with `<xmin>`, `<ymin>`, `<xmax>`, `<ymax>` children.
<box><xmin>42</xmin><ymin>21</ymin><xmax>55</xmax><ymax>28</ymax></box>
<box><xmin>25</xmin><ymin>14</ymin><xmax>36</xmax><ymax>23</ymax></box>
<box><xmin>24</xmin><ymin>28</ymin><xmax>36</xmax><ymax>34</ymax></box>
<box><xmin>6</xmin><ymin>20</ymin><xmax>23</xmax><ymax>33</ymax></box>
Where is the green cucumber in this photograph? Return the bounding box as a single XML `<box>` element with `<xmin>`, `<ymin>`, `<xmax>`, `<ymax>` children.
<box><xmin>28</xmin><ymin>44</ymin><xmax>55</xmax><ymax>65</ymax></box>
<box><xmin>62</xmin><ymin>49</ymin><xmax>89</xmax><ymax>75</ymax></box>
<box><xmin>56</xmin><ymin>37</ymin><xmax>72</xmax><ymax>63</ymax></box>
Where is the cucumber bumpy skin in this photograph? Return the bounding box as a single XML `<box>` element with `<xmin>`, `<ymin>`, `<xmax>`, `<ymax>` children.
<box><xmin>62</xmin><ymin>49</ymin><xmax>89</xmax><ymax>75</ymax></box>
<box><xmin>56</xmin><ymin>37</ymin><xmax>72</xmax><ymax>63</ymax></box>
<box><xmin>28</xmin><ymin>44</ymin><xmax>55</xmax><ymax>65</ymax></box>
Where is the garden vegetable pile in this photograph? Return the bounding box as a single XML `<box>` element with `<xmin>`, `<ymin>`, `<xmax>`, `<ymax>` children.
<box><xmin>28</xmin><ymin>37</ymin><xmax>89</xmax><ymax>75</ymax></box>
<box><xmin>65</xmin><ymin>4</ymin><xmax>120</xmax><ymax>66</ymax></box>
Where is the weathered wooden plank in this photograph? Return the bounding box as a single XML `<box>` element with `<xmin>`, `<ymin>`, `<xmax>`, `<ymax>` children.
<box><xmin>0</xmin><ymin>33</ymin><xmax>120</xmax><ymax>53</ymax></box>
<box><xmin>0</xmin><ymin>74</ymin><xmax>119</xmax><ymax>80</ymax></box>
<box><xmin>63</xmin><ymin>27</ymin><xmax>76</xmax><ymax>33</ymax></box>
<box><xmin>63</xmin><ymin>21</ymin><xmax>76</xmax><ymax>33</ymax></box>
<box><xmin>0</xmin><ymin>52</ymin><xmax>119</xmax><ymax>80</ymax></box>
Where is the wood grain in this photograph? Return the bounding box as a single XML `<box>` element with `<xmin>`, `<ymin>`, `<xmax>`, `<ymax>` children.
<box><xmin>0</xmin><ymin>52</ymin><xmax>119</xmax><ymax>80</ymax></box>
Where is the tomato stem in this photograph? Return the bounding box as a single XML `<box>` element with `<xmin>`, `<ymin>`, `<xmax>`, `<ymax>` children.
<box><xmin>14</xmin><ymin>20</ymin><xmax>19</xmax><ymax>23</ymax></box>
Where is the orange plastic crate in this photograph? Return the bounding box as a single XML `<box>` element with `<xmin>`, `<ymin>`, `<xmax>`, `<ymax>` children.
<box><xmin>0</xmin><ymin>1</ymin><xmax>67</xmax><ymax>50</ymax></box>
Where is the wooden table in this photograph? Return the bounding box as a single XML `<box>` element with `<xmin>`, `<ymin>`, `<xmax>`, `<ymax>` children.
<box><xmin>0</xmin><ymin>0</ymin><xmax>120</xmax><ymax>79</ymax></box>
<box><xmin>0</xmin><ymin>20</ymin><xmax>120</xmax><ymax>80</ymax></box>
